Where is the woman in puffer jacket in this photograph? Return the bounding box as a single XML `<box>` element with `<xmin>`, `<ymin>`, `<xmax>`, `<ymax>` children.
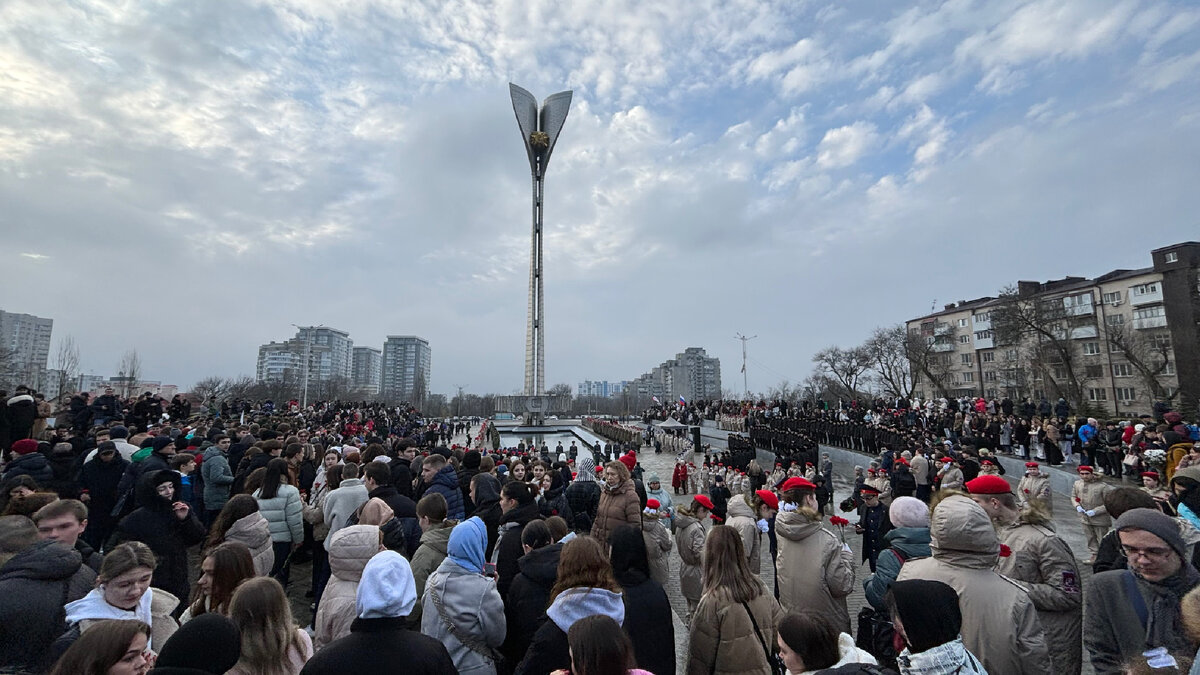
<box><xmin>205</xmin><ymin>494</ymin><xmax>275</xmax><ymax>577</ymax></box>
<box><xmin>252</xmin><ymin>458</ymin><xmax>304</xmax><ymax>585</ymax></box>
<box><xmin>591</xmin><ymin>461</ymin><xmax>641</xmax><ymax>545</ymax></box>
<box><xmin>313</xmin><ymin>524</ymin><xmax>383</xmax><ymax>651</ymax></box>
<box><xmin>775</xmin><ymin>477</ymin><xmax>855</xmax><ymax>633</ymax></box>
<box><xmin>674</xmin><ymin>496</ymin><xmax>712</xmax><ymax>620</ymax></box>
<box><xmin>422</xmin><ymin>516</ymin><xmax>506</xmax><ymax>675</ymax></box>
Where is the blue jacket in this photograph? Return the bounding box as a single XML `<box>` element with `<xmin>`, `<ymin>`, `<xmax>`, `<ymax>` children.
<box><xmin>863</xmin><ymin>526</ymin><xmax>931</xmax><ymax>610</ymax></box>
<box><xmin>1078</xmin><ymin>423</ymin><xmax>1097</xmax><ymax>446</ymax></box>
<box><xmin>201</xmin><ymin>446</ymin><xmax>234</xmax><ymax>511</ymax></box>
<box><xmin>428</xmin><ymin>464</ymin><xmax>465</xmax><ymax>520</ymax></box>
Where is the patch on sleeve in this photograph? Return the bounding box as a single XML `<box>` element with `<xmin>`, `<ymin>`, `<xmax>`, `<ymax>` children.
<box><xmin>1062</xmin><ymin>569</ymin><xmax>1080</xmax><ymax>594</ymax></box>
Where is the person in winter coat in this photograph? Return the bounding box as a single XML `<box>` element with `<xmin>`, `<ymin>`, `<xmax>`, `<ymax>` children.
<box><xmin>205</xmin><ymin>494</ymin><xmax>275</xmax><ymax>577</ymax></box>
<box><xmin>227</xmin><ymin>576</ymin><xmax>313</xmax><ymax>675</ymax></box>
<box><xmin>644</xmin><ymin>472</ymin><xmax>674</xmax><ymax>525</ymax></box>
<box><xmin>470</xmin><ymin>473</ymin><xmax>503</xmax><ymax>559</ymax></box>
<box><xmin>422</xmin><ymin>516</ymin><xmax>506</xmax><ymax>675</ymax></box>
<box><xmin>863</xmin><ymin>496</ymin><xmax>931</xmax><ymax>612</ymax></box>
<box><xmin>421</xmin><ymin>454</ymin><xmax>465</xmax><ymax>520</ymax></box>
<box><xmin>564</xmin><ymin>455</ymin><xmax>601</xmax><ymax>533</ymax></box>
<box><xmin>775</xmin><ymin>477</ymin><xmax>856</xmax><ymax>632</ymax></box>
<box><xmin>78</xmin><ymin>442</ymin><xmax>129</xmax><ymax>550</ymax></box>
<box><xmin>675</xmin><ymin>495</ymin><xmax>711</xmax><ymax>619</ymax></box>
<box><xmin>57</xmin><ymin>541</ymin><xmax>177</xmax><ymax>656</ymax></box>
<box><xmin>202</xmin><ymin>435</ymin><xmax>235</xmax><ymax>522</ymax></box>
<box><xmin>314</xmin><ymin>524</ymin><xmax>384</xmax><ymax>650</ymax></box>
<box><xmin>1073</xmin><ymin>465</ymin><xmax>1113</xmax><ymax>562</ymax></box>
<box><xmin>2</xmin><ymin>438</ymin><xmax>53</xmax><ymax>484</ymax></box>
<box><xmin>591</xmin><ymin>460</ymin><xmax>641</xmax><ymax>545</ymax></box>
<box><xmin>515</xmin><ymin>536</ymin><xmax>627</xmax><ymax>675</ymax></box>
<box><xmin>776</xmin><ymin>611</ymin><xmax>878</xmax><ymax>675</ymax></box>
<box><xmin>300</xmin><ymin>551</ymin><xmax>456</xmax><ymax>675</ymax></box>
<box><xmin>725</xmin><ymin>489</ymin><xmax>777</xmax><ymax>576</ymax></box>
<box><xmin>151</xmin><ymin>613</ymin><xmax>243</xmax><ymax>675</ymax></box>
<box><xmin>856</xmin><ymin>485</ymin><xmax>894</xmax><ymax>572</ymax></box>
<box><xmin>410</xmin><ymin>492</ymin><xmax>455</xmax><ymax>627</ymax></box>
<box><xmin>114</xmin><ymin>436</ymin><xmax>177</xmax><ymax>517</ymax></box>
<box><xmin>1017</xmin><ymin>462</ymin><xmax>1052</xmax><ymax>513</ymax></box>
<box><xmin>32</xmin><ymin>498</ymin><xmax>104</xmax><ymax>572</ymax></box>
<box><xmin>493</xmin><ymin>480</ymin><xmax>543</xmax><ymax>598</ymax></box>
<box><xmin>0</xmin><ymin>516</ymin><xmax>96</xmax><ymax>673</ymax></box>
<box><xmin>502</xmin><ymin>520</ymin><xmax>560</xmax><ymax>666</ymax></box>
<box><xmin>323</xmin><ymin>462</ymin><xmax>369</xmax><ymax>551</ymax></box>
<box><xmin>897</xmin><ymin>494</ymin><xmax>1052</xmax><ymax>675</ymax></box>
<box><xmin>111</xmin><ymin>469</ymin><xmax>206</xmax><ymax>604</ymax></box>
<box><xmin>180</xmin><ymin>541</ymin><xmax>256</xmax><ymax>623</ymax></box>
<box><xmin>640</xmin><ymin>498</ymin><xmax>672</xmax><ymax>586</ymax></box>
<box><xmin>610</xmin><ymin>524</ymin><xmax>675</xmax><ymax>675</ymax></box>
<box><xmin>885</xmin><ymin>580</ymin><xmax>987</xmax><ymax>675</ymax></box>
<box><xmin>253</xmin><ymin>458</ymin><xmax>305</xmax><ymax>585</ymax></box>
<box><xmin>687</xmin><ymin>524</ymin><xmax>784</xmax><ymax>675</ymax></box>
<box><xmin>362</xmin><ymin>462</ymin><xmax>421</xmax><ymax>557</ymax></box>
<box><xmin>5</xmin><ymin>389</ymin><xmax>38</xmax><ymax>443</ymax></box>
<box><xmin>966</xmin><ymin>474</ymin><xmax>1082</xmax><ymax>674</ymax></box>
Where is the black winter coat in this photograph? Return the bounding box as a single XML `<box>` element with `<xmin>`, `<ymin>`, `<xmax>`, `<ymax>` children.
<box><xmin>115</xmin><ymin>451</ymin><xmax>171</xmax><ymax>515</ymax></box>
<box><xmin>471</xmin><ymin>475</ymin><xmax>503</xmax><ymax>560</ymax></box>
<box><xmin>0</xmin><ymin>540</ymin><xmax>95</xmax><ymax>673</ymax></box>
<box><xmin>616</xmin><ymin>570</ymin><xmax>675</xmax><ymax>675</ymax></box>
<box><xmin>564</xmin><ymin>480</ymin><xmax>600</xmax><ymax>533</ymax></box>
<box><xmin>514</xmin><ymin>620</ymin><xmax>570</xmax><ymax>675</ymax></box>
<box><xmin>111</xmin><ymin>470</ymin><xmax>206</xmax><ymax>603</ymax></box>
<box><xmin>389</xmin><ymin>459</ymin><xmax>414</xmax><ymax>499</ymax></box>
<box><xmin>495</xmin><ymin>501</ymin><xmax>543</xmax><ymax>598</ymax></box>
<box><xmin>367</xmin><ymin>485</ymin><xmax>421</xmax><ymax>556</ymax></box>
<box><xmin>78</xmin><ymin>455</ymin><xmax>129</xmax><ymax>527</ymax></box>
<box><xmin>300</xmin><ymin>617</ymin><xmax>455</xmax><ymax>675</ymax></box>
<box><xmin>2</xmin><ymin>451</ymin><xmax>54</xmax><ymax>484</ymax></box>
<box><xmin>502</xmin><ymin>543</ymin><xmax>562</xmax><ymax>665</ymax></box>
<box><xmin>5</xmin><ymin>396</ymin><xmax>38</xmax><ymax>442</ymax></box>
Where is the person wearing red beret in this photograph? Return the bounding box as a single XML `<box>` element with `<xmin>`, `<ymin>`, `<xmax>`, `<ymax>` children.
<box><xmin>855</xmin><ymin>485</ymin><xmax>893</xmax><ymax>572</ymax></box>
<box><xmin>1018</xmin><ymin>462</ymin><xmax>1052</xmax><ymax>514</ymax></box>
<box><xmin>1072</xmin><ymin>465</ymin><xmax>1113</xmax><ymax>563</ymax></box>
<box><xmin>675</xmin><ymin>495</ymin><xmax>713</xmax><ymax>620</ymax></box>
<box><xmin>967</xmin><ymin>474</ymin><xmax>1082</xmax><ymax>674</ymax></box>
<box><xmin>774</xmin><ymin>477</ymin><xmax>855</xmax><ymax>632</ymax></box>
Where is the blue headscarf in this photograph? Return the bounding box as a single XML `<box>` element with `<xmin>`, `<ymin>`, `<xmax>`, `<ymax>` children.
<box><xmin>447</xmin><ymin>516</ymin><xmax>488</xmax><ymax>574</ymax></box>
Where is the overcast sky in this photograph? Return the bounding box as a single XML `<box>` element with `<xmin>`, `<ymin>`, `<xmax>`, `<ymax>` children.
<box><xmin>2</xmin><ymin>0</ymin><xmax>1198</xmax><ymax>397</ymax></box>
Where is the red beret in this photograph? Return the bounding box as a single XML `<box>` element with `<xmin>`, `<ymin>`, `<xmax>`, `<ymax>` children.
<box><xmin>980</xmin><ymin>459</ymin><xmax>994</xmax><ymax>466</ymax></box>
<box><xmin>1077</xmin><ymin>465</ymin><xmax>1094</xmax><ymax>474</ymax></box>
<box><xmin>1141</xmin><ymin>471</ymin><xmax>1160</xmax><ymax>479</ymax></box>
<box><xmin>646</xmin><ymin>498</ymin><xmax>660</xmax><ymax>510</ymax></box>
<box><xmin>10</xmin><ymin>439</ymin><xmax>38</xmax><ymax>455</ymax></box>
<box><xmin>781</xmin><ymin>477</ymin><xmax>816</xmax><ymax>491</ymax></box>
<box><xmin>939</xmin><ymin>457</ymin><xmax>953</xmax><ymax>463</ymax></box>
<box><xmin>965</xmin><ymin>475</ymin><xmax>1012</xmax><ymax>495</ymax></box>
<box><xmin>693</xmin><ymin>494</ymin><xmax>715</xmax><ymax>510</ymax></box>
<box><xmin>1024</xmin><ymin>462</ymin><xmax>1039</xmax><ymax>468</ymax></box>
<box><xmin>755</xmin><ymin>489</ymin><xmax>779</xmax><ymax>511</ymax></box>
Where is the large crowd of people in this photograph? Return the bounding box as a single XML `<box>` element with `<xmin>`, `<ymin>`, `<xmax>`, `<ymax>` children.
<box><xmin>1</xmin><ymin>386</ymin><xmax>1199</xmax><ymax>674</ymax></box>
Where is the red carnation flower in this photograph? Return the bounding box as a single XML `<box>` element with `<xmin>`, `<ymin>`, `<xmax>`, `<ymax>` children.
<box><xmin>999</xmin><ymin>544</ymin><xmax>1012</xmax><ymax>557</ymax></box>
<box><xmin>1023</xmin><ymin>489</ymin><xmax>1030</xmax><ymax>494</ymax></box>
<box><xmin>830</xmin><ymin>516</ymin><xmax>850</xmax><ymax>527</ymax></box>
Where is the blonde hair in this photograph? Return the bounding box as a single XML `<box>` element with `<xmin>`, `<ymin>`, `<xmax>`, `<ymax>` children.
<box><xmin>604</xmin><ymin>461</ymin><xmax>630</xmax><ymax>482</ymax></box>
<box><xmin>228</xmin><ymin>577</ymin><xmax>305</xmax><ymax>675</ymax></box>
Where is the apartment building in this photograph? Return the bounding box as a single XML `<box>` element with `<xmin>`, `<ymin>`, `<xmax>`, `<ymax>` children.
<box><xmin>907</xmin><ymin>242</ymin><xmax>1199</xmax><ymax>417</ymax></box>
<box><xmin>351</xmin><ymin>346</ymin><xmax>382</xmax><ymax>395</ymax></box>
<box><xmin>381</xmin><ymin>336</ymin><xmax>431</xmax><ymax>403</ymax></box>
<box><xmin>630</xmin><ymin>347</ymin><xmax>722</xmax><ymax>403</ymax></box>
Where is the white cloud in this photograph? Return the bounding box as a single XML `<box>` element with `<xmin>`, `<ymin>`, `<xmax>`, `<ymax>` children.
<box><xmin>816</xmin><ymin>122</ymin><xmax>878</xmax><ymax>168</ymax></box>
<box><xmin>19</xmin><ymin>252</ymin><xmax>49</xmax><ymax>260</ymax></box>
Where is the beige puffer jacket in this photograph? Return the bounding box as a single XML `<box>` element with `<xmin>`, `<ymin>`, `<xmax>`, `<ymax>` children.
<box><xmin>774</xmin><ymin>507</ymin><xmax>855</xmax><ymax>632</ymax></box>
<box><xmin>897</xmin><ymin>495</ymin><xmax>1052</xmax><ymax>675</ymax></box>
<box><xmin>725</xmin><ymin>495</ymin><xmax>762</xmax><ymax>575</ymax></box>
<box><xmin>591</xmin><ymin>479</ymin><xmax>641</xmax><ymax>545</ymax></box>
<box><xmin>313</xmin><ymin>525</ymin><xmax>381</xmax><ymax>650</ymax></box>
<box><xmin>641</xmin><ymin>514</ymin><xmax>673</xmax><ymax>587</ymax></box>
<box><xmin>686</xmin><ymin>585</ymin><xmax>783</xmax><ymax>675</ymax></box>
<box><xmin>998</xmin><ymin>515</ymin><xmax>1083</xmax><ymax>675</ymax></box>
<box><xmin>675</xmin><ymin>512</ymin><xmax>706</xmax><ymax>602</ymax></box>
<box><xmin>224</xmin><ymin>511</ymin><xmax>275</xmax><ymax>577</ymax></box>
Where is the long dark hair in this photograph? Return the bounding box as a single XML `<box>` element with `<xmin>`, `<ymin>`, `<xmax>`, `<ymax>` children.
<box><xmin>567</xmin><ymin>614</ymin><xmax>634</xmax><ymax>675</ymax></box>
<box><xmin>777</xmin><ymin>612</ymin><xmax>840</xmax><ymax>671</ymax></box>
<box><xmin>49</xmin><ymin>619</ymin><xmax>150</xmax><ymax>675</ymax></box>
<box><xmin>206</xmin><ymin>494</ymin><xmax>260</xmax><ymax>552</ymax></box>
<box><xmin>258</xmin><ymin>458</ymin><xmax>290</xmax><ymax>500</ymax></box>
<box><xmin>190</xmin><ymin>542</ymin><xmax>255</xmax><ymax>618</ymax></box>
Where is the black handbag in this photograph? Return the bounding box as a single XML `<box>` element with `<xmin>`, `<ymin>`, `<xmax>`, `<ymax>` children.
<box><xmin>855</xmin><ymin>606</ymin><xmax>899</xmax><ymax>667</ymax></box>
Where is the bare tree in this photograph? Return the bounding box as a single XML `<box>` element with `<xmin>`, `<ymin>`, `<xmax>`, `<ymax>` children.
<box><xmin>903</xmin><ymin>322</ymin><xmax>957</xmax><ymax>399</ymax></box>
<box><xmin>50</xmin><ymin>335</ymin><xmax>81</xmax><ymax>400</ymax></box>
<box><xmin>0</xmin><ymin>344</ymin><xmax>19</xmax><ymax>391</ymax></box>
<box><xmin>190</xmin><ymin>376</ymin><xmax>228</xmax><ymax>402</ymax></box>
<box><xmin>863</xmin><ymin>325</ymin><xmax>914</xmax><ymax>399</ymax></box>
<box><xmin>116</xmin><ymin>350</ymin><xmax>142</xmax><ymax>398</ymax></box>
<box><xmin>811</xmin><ymin>346</ymin><xmax>872</xmax><ymax>399</ymax></box>
<box><xmin>1103</xmin><ymin>321</ymin><xmax>1178</xmax><ymax>408</ymax></box>
<box><xmin>991</xmin><ymin>285</ymin><xmax>1091</xmax><ymax>410</ymax></box>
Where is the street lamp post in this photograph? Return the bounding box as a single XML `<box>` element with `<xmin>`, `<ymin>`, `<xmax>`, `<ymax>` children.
<box><xmin>509</xmin><ymin>84</ymin><xmax>572</xmax><ymax>410</ymax></box>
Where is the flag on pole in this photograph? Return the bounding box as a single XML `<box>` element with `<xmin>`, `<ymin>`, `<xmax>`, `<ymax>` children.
<box><xmin>652</xmin><ymin>396</ymin><xmax>661</xmax><ymax>404</ymax></box>
<box><xmin>679</xmin><ymin>395</ymin><xmax>686</xmax><ymax>405</ymax></box>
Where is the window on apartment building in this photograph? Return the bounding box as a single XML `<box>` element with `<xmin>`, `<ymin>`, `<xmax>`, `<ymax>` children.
<box><xmin>961</xmin><ymin>372</ymin><xmax>974</xmax><ymax>382</ymax></box>
<box><xmin>1163</xmin><ymin>362</ymin><xmax>1176</xmax><ymax>376</ymax></box>
<box><xmin>986</xmin><ymin>389</ymin><xmax>998</xmax><ymax>398</ymax></box>
<box><xmin>1151</xmin><ymin>333</ymin><xmax>1172</xmax><ymax>350</ymax></box>
<box><xmin>1165</xmin><ymin>252</ymin><xmax>1179</xmax><ymax>263</ymax></box>
<box><xmin>984</xmin><ymin>371</ymin><xmax>998</xmax><ymax>382</ymax></box>
<box><xmin>1082</xmin><ymin>342</ymin><xmax>1101</xmax><ymax>355</ymax></box>
<box><xmin>958</xmin><ymin>335</ymin><xmax>970</xmax><ymax>344</ymax></box>
<box><xmin>1105</xmin><ymin>314</ymin><xmax>1125</xmax><ymax>326</ymax></box>
<box><xmin>1085</xmin><ymin>365</ymin><xmax>1104</xmax><ymax>378</ymax></box>
<box><xmin>1164</xmin><ymin>387</ymin><xmax>1178</xmax><ymax>399</ymax></box>
<box><xmin>1115</xmin><ymin>387</ymin><xmax>1136</xmax><ymax>401</ymax></box>
<box><xmin>1112</xmin><ymin>363</ymin><xmax>1133</xmax><ymax>377</ymax></box>
<box><xmin>1051</xmin><ymin>366</ymin><xmax>1068</xmax><ymax>380</ymax></box>
<box><xmin>975</xmin><ymin>330</ymin><xmax>993</xmax><ymax>340</ymax></box>
<box><xmin>1064</xmin><ymin>293</ymin><xmax>1093</xmax><ymax>307</ymax></box>
<box><xmin>961</xmin><ymin>353</ymin><xmax>973</xmax><ymax>365</ymax></box>
<box><xmin>975</xmin><ymin>312</ymin><xmax>991</xmax><ymax>322</ymax></box>
<box><xmin>958</xmin><ymin>318</ymin><xmax>969</xmax><ymax>327</ymax></box>
<box><xmin>1101</xmin><ymin>291</ymin><xmax>1123</xmax><ymax>304</ymax></box>
<box><xmin>981</xmin><ymin>351</ymin><xmax>995</xmax><ymax>363</ymax></box>
<box><xmin>1133</xmin><ymin>283</ymin><xmax>1159</xmax><ymax>296</ymax></box>
<box><xmin>1088</xmin><ymin>388</ymin><xmax>1108</xmax><ymax>401</ymax></box>
<box><xmin>1005</xmin><ymin>349</ymin><xmax>1018</xmax><ymax>361</ymax></box>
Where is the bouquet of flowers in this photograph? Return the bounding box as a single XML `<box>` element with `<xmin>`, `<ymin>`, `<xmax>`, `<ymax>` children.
<box><xmin>829</xmin><ymin>516</ymin><xmax>850</xmax><ymax>544</ymax></box>
<box><xmin>1144</xmin><ymin>448</ymin><xmax>1167</xmax><ymax>472</ymax></box>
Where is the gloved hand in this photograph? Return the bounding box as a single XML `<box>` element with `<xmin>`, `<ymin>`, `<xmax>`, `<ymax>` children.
<box><xmin>1076</xmin><ymin>505</ymin><xmax>1086</xmax><ymax>514</ymax></box>
<box><xmin>1086</xmin><ymin>510</ymin><xmax>1096</xmax><ymax>517</ymax></box>
<box><xmin>756</xmin><ymin>518</ymin><xmax>770</xmax><ymax>533</ymax></box>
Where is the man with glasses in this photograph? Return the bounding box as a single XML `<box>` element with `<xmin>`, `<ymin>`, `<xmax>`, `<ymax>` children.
<box><xmin>1084</xmin><ymin>508</ymin><xmax>1200</xmax><ymax>673</ymax></box>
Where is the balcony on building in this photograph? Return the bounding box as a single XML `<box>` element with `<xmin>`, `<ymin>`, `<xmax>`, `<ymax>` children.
<box><xmin>1134</xmin><ymin>316</ymin><xmax>1168</xmax><ymax>330</ymax></box>
<box><xmin>1069</xmin><ymin>325</ymin><xmax>1099</xmax><ymax>339</ymax></box>
<box><xmin>1130</xmin><ymin>283</ymin><xmax>1164</xmax><ymax>306</ymax></box>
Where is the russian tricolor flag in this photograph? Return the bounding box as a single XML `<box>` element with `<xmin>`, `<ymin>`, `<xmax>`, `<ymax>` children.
<box><xmin>679</xmin><ymin>395</ymin><xmax>686</xmax><ymax>405</ymax></box>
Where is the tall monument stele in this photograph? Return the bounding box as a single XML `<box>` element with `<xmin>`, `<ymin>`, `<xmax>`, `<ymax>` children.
<box><xmin>509</xmin><ymin>83</ymin><xmax>572</xmax><ymax>407</ymax></box>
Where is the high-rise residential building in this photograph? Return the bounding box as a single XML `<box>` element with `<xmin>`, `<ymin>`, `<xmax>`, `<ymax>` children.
<box><xmin>577</xmin><ymin>380</ymin><xmax>631</xmax><ymax>398</ymax></box>
<box><xmin>630</xmin><ymin>347</ymin><xmax>722</xmax><ymax>403</ymax></box>
<box><xmin>256</xmin><ymin>340</ymin><xmax>304</xmax><ymax>383</ymax></box>
<box><xmin>906</xmin><ymin>241</ymin><xmax>1200</xmax><ymax>416</ymax></box>
<box><xmin>352</xmin><ymin>346</ymin><xmax>382</xmax><ymax>395</ymax></box>
<box><xmin>381</xmin><ymin>336</ymin><xmax>431</xmax><ymax>403</ymax></box>
<box><xmin>256</xmin><ymin>326</ymin><xmax>352</xmax><ymax>392</ymax></box>
<box><xmin>0</xmin><ymin>310</ymin><xmax>53</xmax><ymax>391</ymax></box>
